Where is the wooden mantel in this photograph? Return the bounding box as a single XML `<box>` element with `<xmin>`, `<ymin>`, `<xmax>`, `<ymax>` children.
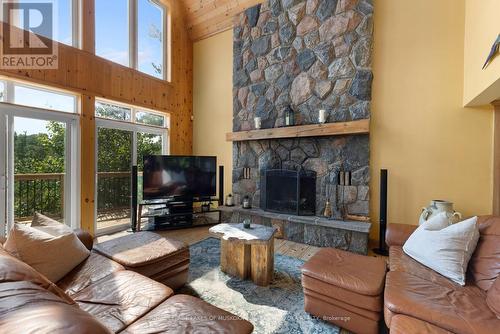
<box><xmin>226</xmin><ymin>119</ymin><xmax>370</xmax><ymax>142</ymax></box>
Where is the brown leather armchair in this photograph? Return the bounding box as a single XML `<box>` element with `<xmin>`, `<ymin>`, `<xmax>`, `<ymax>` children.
<box><xmin>384</xmin><ymin>217</ymin><xmax>500</xmax><ymax>334</ymax></box>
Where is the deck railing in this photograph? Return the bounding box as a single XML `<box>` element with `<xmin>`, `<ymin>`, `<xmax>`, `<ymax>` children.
<box><xmin>14</xmin><ymin>172</ymin><xmax>134</xmax><ymax>222</ymax></box>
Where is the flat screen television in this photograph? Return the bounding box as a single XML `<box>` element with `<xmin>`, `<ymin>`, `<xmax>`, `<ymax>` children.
<box><xmin>143</xmin><ymin>155</ymin><xmax>216</xmax><ymax>200</ymax></box>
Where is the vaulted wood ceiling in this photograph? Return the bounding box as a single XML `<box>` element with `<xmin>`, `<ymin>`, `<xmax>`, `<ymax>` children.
<box><xmin>181</xmin><ymin>0</ymin><xmax>265</xmax><ymax>41</ymax></box>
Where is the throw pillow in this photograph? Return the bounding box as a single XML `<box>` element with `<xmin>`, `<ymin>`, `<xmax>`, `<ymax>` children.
<box><xmin>30</xmin><ymin>212</ymin><xmax>73</xmax><ymax>237</ymax></box>
<box><xmin>403</xmin><ymin>212</ymin><xmax>480</xmax><ymax>285</ymax></box>
<box><xmin>4</xmin><ymin>224</ymin><xmax>90</xmax><ymax>282</ymax></box>
<box><xmin>0</xmin><ymin>246</ymin><xmax>75</xmax><ymax>305</ymax></box>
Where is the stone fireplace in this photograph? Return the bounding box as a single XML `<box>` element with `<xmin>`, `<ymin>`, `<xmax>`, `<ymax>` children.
<box><xmin>225</xmin><ymin>0</ymin><xmax>374</xmax><ymax>254</ymax></box>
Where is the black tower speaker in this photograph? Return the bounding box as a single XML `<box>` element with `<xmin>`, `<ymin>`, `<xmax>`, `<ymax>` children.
<box><xmin>373</xmin><ymin>169</ymin><xmax>389</xmax><ymax>256</ymax></box>
<box><xmin>219</xmin><ymin>166</ymin><xmax>224</xmax><ymax>206</ymax></box>
<box><xmin>131</xmin><ymin>165</ymin><xmax>138</xmax><ymax>232</ymax></box>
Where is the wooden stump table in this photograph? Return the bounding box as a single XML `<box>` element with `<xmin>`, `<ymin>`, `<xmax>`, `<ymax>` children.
<box><xmin>209</xmin><ymin>223</ymin><xmax>277</xmax><ymax>286</ymax></box>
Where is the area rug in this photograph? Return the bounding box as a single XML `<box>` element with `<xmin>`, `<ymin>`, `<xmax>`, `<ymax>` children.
<box><xmin>178</xmin><ymin>237</ymin><xmax>341</xmax><ymax>334</ymax></box>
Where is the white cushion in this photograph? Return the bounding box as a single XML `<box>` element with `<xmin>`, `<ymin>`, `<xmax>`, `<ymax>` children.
<box><xmin>4</xmin><ymin>224</ymin><xmax>90</xmax><ymax>282</ymax></box>
<box><xmin>403</xmin><ymin>212</ymin><xmax>479</xmax><ymax>285</ymax></box>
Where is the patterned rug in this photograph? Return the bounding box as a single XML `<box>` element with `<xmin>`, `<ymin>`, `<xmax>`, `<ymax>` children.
<box><xmin>178</xmin><ymin>238</ymin><xmax>340</xmax><ymax>334</ymax></box>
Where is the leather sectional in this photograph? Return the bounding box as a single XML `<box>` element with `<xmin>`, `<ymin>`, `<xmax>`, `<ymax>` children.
<box><xmin>384</xmin><ymin>215</ymin><xmax>500</xmax><ymax>333</ymax></box>
<box><xmin>0</xmin><ymin>230</ymin><xmax>254</xmax><ymax>334</ymax></box>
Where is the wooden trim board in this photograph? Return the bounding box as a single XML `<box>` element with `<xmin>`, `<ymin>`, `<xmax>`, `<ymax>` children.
<box><xmin>226</xmin><ymin>119</ymin><xmax>370</xmax><ymax>142</ymax></box>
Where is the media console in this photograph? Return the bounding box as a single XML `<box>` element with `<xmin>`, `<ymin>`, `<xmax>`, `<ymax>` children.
<box><xmin>134</xmin><ymin>198</ymin><xmax>221</xmax><ymax>232</ymax></box>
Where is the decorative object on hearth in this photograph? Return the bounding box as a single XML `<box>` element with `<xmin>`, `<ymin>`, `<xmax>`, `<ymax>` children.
<box><xmin>254</xmin><ymin>117</ymin><xmax>262</xmax><ymax>129</ymax></box>
<box><xmin>318</xmin><ymin>109</ymin><xmax>326</xmax><ymax>124</ymax></box>
<box><xmin>323</xmin><ymin>185</ymin><xmax>332</xmax><ymax>217</ymax></box>
<box><xmin>323</xmin><ymin>200</ymin><xmax>332</xmax><ymax>218</ymax></box>
<box><xmin>344</xmin><ymin>171</ymin><xmax>351</xmax><ymax>186</ymax></box>
<box><xmin>242</xmin><ymin>195</ymin><xmax>252</xmax><ymax>209</ymax></box>
<box><xmin>201</xmin><ymin>202</ymin><xmax>211</xmax><ymax>212</ymax></box>
<box><xmin>225</xmin><ymin>194</ymin><xmax>234</xmax><ymax>207</ymax></box>
<box><xmin>284</xmin><ymin>106</ymin><xmax>294</xmax><ymax>126</ymax></box>
<box><xmin>243</xmin><ymin>219</ymin><xmax>251</xmax><ymax>229</ymax></box>
<box><xmin>336</xmin><ymin>170</ymin><xmax>351</xmax><ymax>220</ymax></box>
<box><xmin>419</xmin><ymin>200</ymin><xmax>462</xmax><ymax>225</ymax></box>
<box><xmin>483</xmin><ymin>34</ymin><xmax>500</xmax><ymax>69</ymax></box>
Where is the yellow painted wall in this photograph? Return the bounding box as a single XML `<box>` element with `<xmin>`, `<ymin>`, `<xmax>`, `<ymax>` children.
<box><xmin>463</xmin><ymin>0</ymin><xmax>500</xmax><ymax>106</ymax></box>
<box><xmin>193</xmin><ymin>30</ymin><xmax>233</xmax><ymax>201</ymax></box>
<box><xmin>371</xmin><ymin>0</ymin><xmax>493</xmax><ymax>239</ymax></box>
<box><xmin>193</xmin><ymin>0</ymin><xmax>494</xmax><ymax>240</ymax></box>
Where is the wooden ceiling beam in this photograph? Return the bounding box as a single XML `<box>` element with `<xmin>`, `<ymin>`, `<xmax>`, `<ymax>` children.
<box><xmin>181</xmin><ymin>0</ymin><xmax>265</xmax><ymax>41</ymax></box>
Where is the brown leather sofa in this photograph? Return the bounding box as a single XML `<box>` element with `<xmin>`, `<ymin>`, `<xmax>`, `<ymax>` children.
<box><xmin>0</xmin><ymin>230</ymin><xmax>254</xmax><ymax>334</ymax></box>
<box><xmin>384</xmin><ymin>215</ymin><xmax>500</xmax><ymax>334</ymax></box>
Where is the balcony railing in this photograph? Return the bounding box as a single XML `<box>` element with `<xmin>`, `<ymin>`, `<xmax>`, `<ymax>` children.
<box><xmin>14</xmin><ymin>172</ymin><xmax>134</xmax><ymax>222</ymax></box>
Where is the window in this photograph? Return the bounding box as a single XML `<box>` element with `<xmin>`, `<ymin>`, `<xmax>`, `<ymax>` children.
<box><xmin>95</xmin><ymin>0</ymin><xmax>167</xmax><ymax>79</ymax></box>
<box><xmin>0</xmin><ymin>79</ymin><xmax>80</xmax><ymax>235</ymax></box>
<box><xmin>138</xmin><ymin>0</ymin><xmax>165</xmax><ymax>78</ymax></box>
<box><xmin>0</xmin><ymin>80</ymin><xmax>77</xmax><ymax>113</ymax></box>
<box><xmin>14</xmin><ymin>85</ymin><xmax>77</xmax><ymax>113</ymax></box>
<box><xmin>95</xmin><ymin>0</ymin><xmax>130</xmax><ymax>66</ymax></box>
<box><xmin>135</xmin><ymin>110</ymin><xmax>165</xmax><ymax>127</ymax></box>
<box><xmin>95</xmin><ymin>101</ymin><xmax>131</xmax><ymax>121</ymax></box>
<box><xmin>95</xmin><ymin>99</ymin><xmax>167</xmax><ymax>127</ymax></box>
<box><xmin>10</xmin><ymin>0</ymin><xmax>79</xmax><ymax>47</ymax></box>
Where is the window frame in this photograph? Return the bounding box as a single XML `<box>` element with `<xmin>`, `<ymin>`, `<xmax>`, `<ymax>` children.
<box><xmin>95</xmin><ymin>0</ymin><xmax>168</xmax><ymax>80</ymax></box>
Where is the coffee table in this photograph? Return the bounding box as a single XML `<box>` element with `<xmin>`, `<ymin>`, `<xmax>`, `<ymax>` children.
<box><xmin>209</xmin><ymin>223</ymin><xmax>277</xmax><ymax>286</ymax></box>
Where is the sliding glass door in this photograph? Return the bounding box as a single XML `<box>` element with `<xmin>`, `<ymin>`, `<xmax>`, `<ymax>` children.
<box><xmin>0</xmin><ymin>104</ymin><xmax>79</xmax><ymax>235</ymax></box>
<box><xmin>95</xmin><ymin>106</ymin><xmax>167</xmax><ymax>235</ymax></box>
<box><xmin>96</xmin><ymin>126</ymin><xmax>133</xmax><ymax>232</ymax></box>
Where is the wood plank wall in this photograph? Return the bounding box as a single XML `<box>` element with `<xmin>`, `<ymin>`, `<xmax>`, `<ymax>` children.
<box><xmin>0</xmin><ymin>0</ymin><xmax>193</xmax><ymax>234</ymax></box>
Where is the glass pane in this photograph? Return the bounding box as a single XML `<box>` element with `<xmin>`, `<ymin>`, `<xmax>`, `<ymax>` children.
<box><xmin>14</xmin><ymin>85</ymin><xmax>76</xmax><ymax>113</ymax></box>
<box><xmin>95</xmin><ymin>0</ymin><xmax>129</xmax><ymax>66</ymax></box>
<box><xmin>95</xmin><ymin>101</ymin><xmax>131</xmax><ymax>121</ymax></box>
<box><xmin>97</xmin><ymin>127</ymin><xmax>132</xmax><ymax>230</ymax></box>
<box><xmin>137</xmin><ymin>132</ymin><xmax>163</xmax><ymax>202</ymax></box>
<box><xmin>135</xmin><ymin>110</ymin><xmax>165</xmax><ymax>127</ymax></box>
<box><xmin>13</xmin><ymin>117</ymin><xmax>66</xmax><ymax>223</ymax></box>
<box><xmin>0</xmin><ymin>82</ymin><xmax>5</xmax><ymax>102</ymax></box>
<box><xmin>13</xmin><ymin>0</ymin><xmax>72</xmax><ymax>46</ymax></box>
<box><xmin>138</xmin><ymin>0</ymin><xmax>164</xmax><ymax>79</ymax></box>
<box><xmin>56</xmin><ymin>0</ymin><xmax>73</xmax><ymax>45</ymax></box>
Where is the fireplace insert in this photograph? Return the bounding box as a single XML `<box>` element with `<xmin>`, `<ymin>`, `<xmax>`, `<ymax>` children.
<box><xmin>260</xmin><ymin>169</ymin><xmax>316</xmax><ymax>216</ymax></box>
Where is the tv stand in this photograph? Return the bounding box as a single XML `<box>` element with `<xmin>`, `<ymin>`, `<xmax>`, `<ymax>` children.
<box><xmin>135</xmin><ymin>198</ymin><xmax>221</xmax><ymax>232</ymax></box>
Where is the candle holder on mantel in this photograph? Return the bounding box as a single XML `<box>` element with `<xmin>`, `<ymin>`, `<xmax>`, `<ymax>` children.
<box><xmin>284</xmin><ymin>106</ymin><xmax>294</xmax><ymax>126</ymax></box>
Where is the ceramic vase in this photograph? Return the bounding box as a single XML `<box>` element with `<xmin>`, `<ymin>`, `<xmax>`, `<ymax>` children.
<box><xmin>419</xmin><ymin>200</ymin><xmax>462</xmax><ymax>225</ymax></box>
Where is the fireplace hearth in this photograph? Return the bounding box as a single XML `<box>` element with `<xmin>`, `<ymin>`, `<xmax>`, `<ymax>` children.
<box><xmin>260</xmin><ymin>169</ymin><xmax>316</xmax><ymax>216</ymax></box>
